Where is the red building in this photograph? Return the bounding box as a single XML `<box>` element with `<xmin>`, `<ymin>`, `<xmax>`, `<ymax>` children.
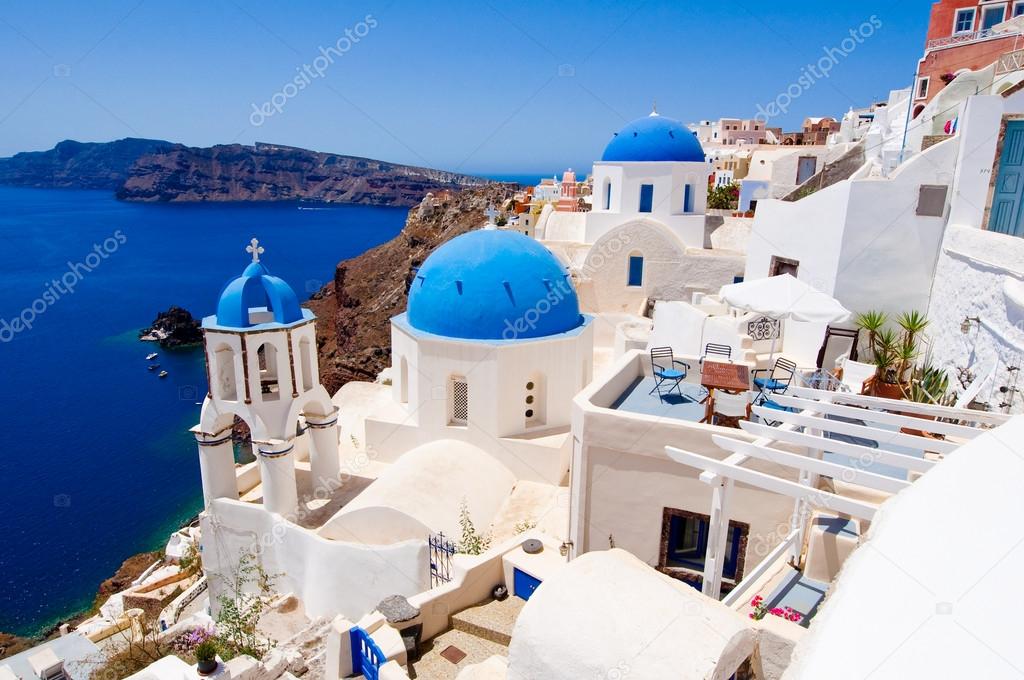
<box><xmin>555</xmin><ymin>169</ymin><xmax>579</xmax><ymax>212</ymax></box>
<box><xmin>915</xmin><ymin>1</ymin><xmax>1024</xmax><ymax>115</ymax></box>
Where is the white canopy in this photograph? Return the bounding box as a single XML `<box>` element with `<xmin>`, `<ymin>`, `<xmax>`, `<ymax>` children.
<box><xmin>719</xmin><ymin>274</ymin><xmax>851</xmax><ymax>324</ymax></box>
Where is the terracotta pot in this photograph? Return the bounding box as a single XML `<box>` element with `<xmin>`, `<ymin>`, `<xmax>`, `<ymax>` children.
<box><xmin>871</xmin><ymin>381</ymin><xmax>905</xmax><ymax>400</ymax></box>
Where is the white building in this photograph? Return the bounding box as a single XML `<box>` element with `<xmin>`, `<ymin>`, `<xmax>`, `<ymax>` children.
<box><xmin>536</xmin><ymin>110</ymin><xmax>746</xmax><ymax>317</ymax></box>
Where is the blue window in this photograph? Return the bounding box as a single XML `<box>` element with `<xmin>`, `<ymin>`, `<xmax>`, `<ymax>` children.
<box><xmin>954</xmin><ymin>8</ymin><xmax>975</xmax><ymax>33</ymax></box>
<box><xmin>627</xmin><ymin>255</ymin><xmax>644</xmax><ymax>287</ymax></box>
<box><xmin>604</xmin><ymin>182</ymin><xmax>612</xmax><ymax>210</ymax></box>
<box><xmin>662</xmin><ymin>510</ymin><xmax>744</xmax><ymax>581</ymax></box>
<box><xmin>1017</xmin><ymin>3</ymin><xmax>1024</xmax><ymax>19</ymax></box>
<box><xmin>683</xmin><ymin>184</ymin><xmax>694</xmax><ymax>213</ymax></box>
<box><xmin>639</xmin><ymin>183</ymin><xmax>654</xmax><ymax>212</ymax></box>
<box><xmin>982</xmin><ymin>5</ymin><xmax>1004</xmax><ymax>30</ymax></box>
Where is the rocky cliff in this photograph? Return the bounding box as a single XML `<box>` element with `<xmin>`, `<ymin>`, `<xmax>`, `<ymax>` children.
<box><xmin>0</xmin><ymin>139</ymin><xmax>489</xmax><ymax>207</ymax></box>
<box><xmin>0</xmin><ymin>138</ymin><xmax>179</xmax><ymax>190</ymax></box>
<box><xmin>117</xmin><ymin>142</ymin><xmax>489</xmax><ymax>206</ymax></box>
<box><xmin>305</xmin><ymin>183</ymin><xmax>517</xmax><ymax>394</ymax></box>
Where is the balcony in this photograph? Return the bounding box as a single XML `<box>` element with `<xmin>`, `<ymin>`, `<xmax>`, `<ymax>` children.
<box><xmin>996</xmin><ymin>47</ymin><xmax>1024</xmax><ymax>74</ymax></box>
<box><xmin>926</xmin><ymin>28</ymin><xmax>1000</xmax><ymax>51</ymax></box>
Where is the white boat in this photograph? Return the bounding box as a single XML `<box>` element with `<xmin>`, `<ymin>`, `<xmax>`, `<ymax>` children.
<box><xmin>146</xmin><ymin>352</ymin><xmax>158</xmax><ymax>360</ymax></box>
<box><xmin>148</xmin><ymin>364</ymin><xmax>160</xmax><ymax>371</ymax></box>
<box><xmin>158</xmin><ymin>370</ymin><xmax>169</xmax><ymax>378</ymax></box>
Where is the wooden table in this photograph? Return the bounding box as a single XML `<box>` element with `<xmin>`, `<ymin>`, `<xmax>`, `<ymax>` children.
<box><xmin>700</xmin><ymin>360</ymin><xmax>751</xmax><ymax>424</ymax></box>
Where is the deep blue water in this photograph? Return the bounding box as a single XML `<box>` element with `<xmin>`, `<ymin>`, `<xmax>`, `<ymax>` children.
<box><xmin>0</xmin><ymin>187</ymin><xmax>405</xmax><ymax>635</ymax></box>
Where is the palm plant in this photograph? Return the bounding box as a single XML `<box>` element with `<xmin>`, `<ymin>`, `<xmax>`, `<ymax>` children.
<box><xmin>856</xmin><ymin>310</ymin><xmax>930</xmax><ymax>390</ymax></box>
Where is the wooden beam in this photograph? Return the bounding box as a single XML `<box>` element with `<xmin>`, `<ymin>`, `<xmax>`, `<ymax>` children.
<box><xmin>771</xmin><ymin>394</ymin><xmax>983</xmax><ymax>440</ymax></box>
<box><xmin>750</xmin><ymin>406</ymin><xmax>959</xmax><ymax>455</ymax></box>
<box><xmin>666</xmin><ymin>446</ymin><xmax>879</xmax><ymax>519</ymax></box>
<box><xmin>712</xmin><ymin>435</ymin><xmax>910</xmax><ymax>493</ymax></box>
<box><xmin>788</xmin><ymin>385</ymin><xmax>1010</xmax><ymax>426</ymax></box>
<box><xmin>739</xmin><ymin>421</ymin><xmax>935</xmax><ymax>473</ymax></box>
<box><xmin>722</xmin><ymin>529</ymin><xmax>801</xmax><ymax>608</ymax></box>
<box><xmin>702</xmin><ymin>477</ymin><xmax>734</xmax><ymax>601</ymax></box>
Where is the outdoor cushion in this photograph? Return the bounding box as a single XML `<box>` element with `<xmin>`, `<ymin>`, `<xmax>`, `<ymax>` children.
<box><xmin>754</xmin><ymin>377</ymin><xmax>787</xmax><ymax>390</ymax></box>
<box><xmin>658</xmin><ymin>369</ymin><xmax>684</xmax><ymax>379</ymax></box>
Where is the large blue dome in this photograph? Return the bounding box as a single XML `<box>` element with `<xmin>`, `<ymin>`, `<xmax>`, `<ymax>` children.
<box><xmin>407</xmin><ymin>230</ymin><xmax>584</xmax><ymax>340</ymax></box>
<box><xmin>211</xmin><ymin>259</ymin><xmax>305</xmax><ymax>329</ymax></box>
<box><xmin>601</xmin><ymin>112</ymin><xmax>705</xmax><ymax>163</ymax></box>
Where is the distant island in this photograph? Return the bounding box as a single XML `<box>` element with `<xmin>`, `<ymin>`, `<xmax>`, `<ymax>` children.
<box><xmin>0</xmin><ymin>138</ymin><xmax>490</xmax><ymax>207</ymax></box>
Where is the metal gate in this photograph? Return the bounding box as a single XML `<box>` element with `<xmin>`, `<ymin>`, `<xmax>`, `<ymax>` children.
<box><xmin>350</xmin><ymin>626</ymin><xmax>385</xmax><ymax>680</ymax></box>
<box><xmin>429</xmin><ymin>532</ymin><xmax>456</xmax><ymax>587</ymax></box>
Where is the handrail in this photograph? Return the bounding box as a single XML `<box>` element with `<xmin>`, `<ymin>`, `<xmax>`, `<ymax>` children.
<box><xmin>171</xmin><ymin>576</ymin><xmax>208</xmax><ymax>624</ymax></box>
<box><xmin>926</xmin><ymin>28</ymin><xmax>1001</xmax><ymax>51</ymax></box>
<box><xmin>722</xmin><ymin>529</ymin><xmax>801</xmax><ymax>607</ymax></box>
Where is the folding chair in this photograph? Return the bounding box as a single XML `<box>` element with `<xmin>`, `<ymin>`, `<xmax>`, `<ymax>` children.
<box><xmin>649</xmin><ymin>346</ymin><xmax>689</xmax><ymax>399</ymax></box>
<box><xmin>701</xmin><ymin>343</ymin><xmax>733</xmax><ymax>365</ymax></box>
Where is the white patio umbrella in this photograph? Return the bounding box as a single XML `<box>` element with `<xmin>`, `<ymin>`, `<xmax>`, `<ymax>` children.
<box><xmin>718</xmin><ymin>274</ymin><xmax>852</xmax><ymax>364</ymax></box>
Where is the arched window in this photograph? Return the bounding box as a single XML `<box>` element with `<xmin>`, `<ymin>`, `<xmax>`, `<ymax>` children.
<box><xmin>256</xmin><ymin>341</ymin><xmax>280</xmax><ymax>401</ymax></box>
<box><xmin>214</xmin><ymin>344</ymin><xmax>238</xmax><ymax>401</ymax></box>
<box><xmin>639</xmin><ymin>184</ymin><xmax>654</xmax><ymax>213</ymax></box>
<box><xmin>604</xmin><ymin>180</ymin><xmax>612</xmax><ymax>210</ymax></box>
<box><xmin>299</xmin><ymin>337</ymin><xmax>314</xmax><ymax>392</ymax></box>
<box><xmin>448</xmin><ymin>375</ymin><xmax>468</xmax><ymax>425</ymax></box>
<box><xmin>627</xmin><ymin>252</ymin><xmax>644</xmax><ymax>287</ymax></box>
<box><xmin>525</xmin><ymin>374</ymin><xmax>546</xmax><ymax>428</ymax></box>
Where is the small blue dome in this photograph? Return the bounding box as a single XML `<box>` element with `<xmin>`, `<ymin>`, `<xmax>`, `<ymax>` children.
<box><xmin>407</xmin><ymin>230</ymin><xmax>583</xmax><ymax>340</ymax></box>
<box><xmin>601</xmin><ymin>112</ymin><xmax>705</xmax><ymax>163</ymax></box>
<box><xmin>212</xmin><ymin>258</ymin><xmax>304</xmax><ymax>329</ymax></box>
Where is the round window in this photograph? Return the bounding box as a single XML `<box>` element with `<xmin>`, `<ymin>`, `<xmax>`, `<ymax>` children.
<box><xmin>526</xmin><ymin>395</ymin><xmax>534</xmax><ymax>404</ymax></box>
<box><xmin>526</xmin><ymin>381</ymin><xmax>535</xmax><ymax>390</ymax></box>
<box><xmin>525</xmin><ymin>409</ymin><xmax>534</xmax><ymax>418</ymax></box>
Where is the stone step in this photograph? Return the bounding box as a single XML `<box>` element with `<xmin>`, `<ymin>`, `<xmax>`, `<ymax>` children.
<box><xmin>449</xmin><ymin>597</ymin><xmax>524</xmax><ymax>647</ymax></box>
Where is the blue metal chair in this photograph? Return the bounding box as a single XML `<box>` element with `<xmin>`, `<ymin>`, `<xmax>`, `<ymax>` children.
<box><xmin>752</xmin><ymin>357</ymin><xmax>797</xmax><ymax>399</ymax></box>
<box><xmin>700</xmin><ymin>343</ymin><xmax>733</xmax><ymax>365</ymax></box>
<box><xmin>649</xmin><ymin>346</ymin><xmax>689</xmax><ymax>399</ymax></box>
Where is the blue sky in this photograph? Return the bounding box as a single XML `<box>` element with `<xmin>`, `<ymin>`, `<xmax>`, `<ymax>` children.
<box><xmin>0</xmin><ymin>1</ymin><xmax>934</xmax><ymax>174</ymax></box>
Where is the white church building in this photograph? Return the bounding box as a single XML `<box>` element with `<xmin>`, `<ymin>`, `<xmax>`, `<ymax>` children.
<box><xmin>537</xmin><ymin>110</ymin><xmax>747</xmax><ymax>316</ymax></box>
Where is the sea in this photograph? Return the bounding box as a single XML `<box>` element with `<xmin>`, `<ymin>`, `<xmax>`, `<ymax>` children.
<box><xmin>0</xmin><ymin>186</ymin><xmax>408</xmax><ymax>636</ymax></box>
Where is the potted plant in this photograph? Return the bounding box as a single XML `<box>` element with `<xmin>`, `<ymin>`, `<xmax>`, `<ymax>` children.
<box><xmin>195</xmin><ymin>640</ymin><xmax>219</xmax><ymax>676</ymax></box>
<box><xmin>855</xmin><ymin>310</ymin><xmax>929</xmax><ymax>400</ymax></box>
<box><xmin>900</xmin><ymin>364</ymin><xmax>954</xmax><ymax>437</ymax></box>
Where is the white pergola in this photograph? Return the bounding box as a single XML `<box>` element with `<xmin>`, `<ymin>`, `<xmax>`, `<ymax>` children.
<box><xmin>665</xmin><ymin>386</ymin><xmax>1010</xmax><ymax>602</ymax></box>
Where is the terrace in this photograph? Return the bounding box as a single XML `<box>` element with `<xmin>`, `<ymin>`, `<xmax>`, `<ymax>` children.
<box><xmin>664</xmin><ymin>386</ymin><xmax>1010</xmax><ymax>629</ymax></box>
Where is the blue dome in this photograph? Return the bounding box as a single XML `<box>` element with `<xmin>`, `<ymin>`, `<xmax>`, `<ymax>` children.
<box><xmin>212</xmin><ymin>259</ymin><xmax>304</xmax><ymax>329</ymax></box>
<box><xmin>601</xmin><ymin>113</ymin><xmax>705</xmax><ymax>163</ymax></box>
<box><xmin>407</xmin><ymin>230</ymin><xmax>584</xmax><ymax>340</ymax></box>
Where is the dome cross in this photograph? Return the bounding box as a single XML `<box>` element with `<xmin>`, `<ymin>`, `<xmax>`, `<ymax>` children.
<box><xmin>246</xmin><ymin>237</ymin><xmax>265</xmax><ymax>263</ymax></box>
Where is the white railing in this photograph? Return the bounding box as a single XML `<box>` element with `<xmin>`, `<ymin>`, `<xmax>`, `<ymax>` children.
<box><xmin>997</xmin><ymin>48</ymin><xmax>1024</xmax><ymax>74</ymax></box>
<box><xmin>927</xmin><ymin>28</ymin><xmax>998</xmax><ymax>50</ymax></box>
<box><xmin>722</xmin><ymin>528</ymin><xmax>801</xmax><ymax>608</ymax></box>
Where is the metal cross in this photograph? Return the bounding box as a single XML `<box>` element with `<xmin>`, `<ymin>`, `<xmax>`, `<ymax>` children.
<box><xmin>246</xmin><ymin>237</ymin><xmax>265</xmax><ymax>263</ymax></box>
<box><xmin>484</xmin><ymin>204</ymin><xmax>499</xmax><ymax>223</ymax></box>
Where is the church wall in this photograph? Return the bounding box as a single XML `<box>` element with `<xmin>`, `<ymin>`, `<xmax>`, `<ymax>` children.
<box><xmin>201</xmin><ymin>498</ymin><xmax>429</xmax><ymax>622</ymax></box>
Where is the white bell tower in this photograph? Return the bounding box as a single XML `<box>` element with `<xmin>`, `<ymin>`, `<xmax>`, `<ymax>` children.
<box><xmin>192</xmin><ymin>238</ymin><xmax>340</xmax><ymax>517</ymax></box>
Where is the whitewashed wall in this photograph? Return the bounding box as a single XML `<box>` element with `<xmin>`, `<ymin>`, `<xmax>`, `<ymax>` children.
<box><xmin>201</xmin><ymin>499</ymin><xmax>428</xmax><ymax>622</ymax></box>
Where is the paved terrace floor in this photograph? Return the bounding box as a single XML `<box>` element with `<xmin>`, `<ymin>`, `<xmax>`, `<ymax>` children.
<box><xmin>610</xmin><ymin>377</ymin><xmax>708</xmax><ymax>422</ymax></box>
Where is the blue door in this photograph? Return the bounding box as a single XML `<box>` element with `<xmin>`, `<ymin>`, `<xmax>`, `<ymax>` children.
<box><xmin>639</xmin><ymin>184</ymin><xmax>654</xmax><ymax>212</ymax></box>
<box><xmin>683</xmin><ymin>184</ymin><xmax>693</xmax><ymax>213</ymax></box>
<box><xmin>350</xmin><ymin>626</ymin><xmax>385</xmax><ymax>680</ymax></box>
<box><xmin>990</xmin><ymin>121</ymin><xmax>1024</xmax><ymax>237</ymax></box>
<box><xmin>513</xmin><ymin>568</ymin><xmax>542</xmax><ymax>600</ymax></box>
<box><xmin>627</xmin><ymin>255</ymin><xmax>644</xmax><ymax>287</ymax></box>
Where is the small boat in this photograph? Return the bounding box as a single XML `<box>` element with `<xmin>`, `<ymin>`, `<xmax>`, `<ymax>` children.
<box><xmin>148</xmin><ymin>363</ymin><xmax>160</xmax><ymax>371</ymax></box>
<box><xmin>146</xmin><ymin>352</ymin><xmax>158</xmax><ymax>360</ymax></box>
<box><xmin>158</xmin><ymin>370</ymin><xmax>169</xmax><ymax>378</ymax></box>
